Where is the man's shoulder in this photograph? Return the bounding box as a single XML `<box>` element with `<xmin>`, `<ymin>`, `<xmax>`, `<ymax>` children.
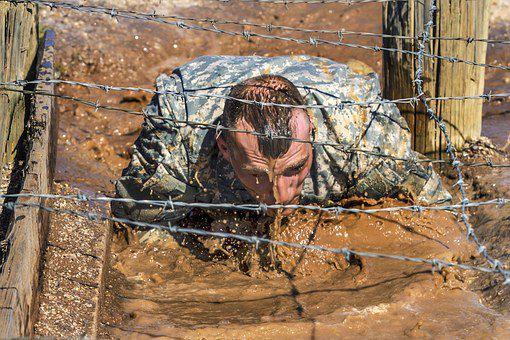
<box><xmin>170</xmin><ymin>55</ymin><xmax>371</xmax><ymax>85</ymax></box>
<box><xmin>174</xmin><ymin>54</ymin><xmax>351</xmax><ymax>72</ymax></box>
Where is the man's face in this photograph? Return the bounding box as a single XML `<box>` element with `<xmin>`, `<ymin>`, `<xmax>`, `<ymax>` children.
<box><xmin>217</xmin><ymin>109</ymin><xmax>313</xmax><ymax>214</ymax></box>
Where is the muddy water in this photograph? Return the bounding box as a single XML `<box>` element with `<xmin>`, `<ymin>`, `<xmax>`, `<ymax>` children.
<box><xmin>98</xmin><ymin>199</ymin><xmax>510</xmax><ymax>338</ymax></box>
<box><xmin>482</xmin><ymin>14</ymin><xmax>510</xmax><ymax>149</ymax></box>
<box><xmin>483</xmin><ymin>114</ymin><xmax>510</xmax><ymax>149</ymax></box>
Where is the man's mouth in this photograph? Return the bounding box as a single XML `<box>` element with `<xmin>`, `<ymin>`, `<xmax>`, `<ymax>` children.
<box><xmin>247</xmin><ymin>188</ymin><xmax>300</xmax><ymax>216</ymax></box>
<box><xmin>280</xmin><ymin>208</ymin><xmax>295</xmax><ymax>216</ymax></box>
<box><xmin>267</xmin><ymin>196</ymin><xmax>300</xmax><ymax>216</ymax></box>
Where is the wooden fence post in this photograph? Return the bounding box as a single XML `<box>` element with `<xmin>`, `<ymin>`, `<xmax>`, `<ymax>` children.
<box><xmin>382</xmin><ymin>0</ymin><xmax>490</xmax><ymax>157</ymax></box>
<box><xmin>0</xmin><ymin>2</ymin><xmax>43</xmax><ymax>338</ymax></box>
<box><xmin>0</xmin><ymin>30</ymin><xmax>56</xmax><ymax>338</ymax></box>
<box><xmin>0</xmin><ymin>2</ymin><xmax>39</xmax><ymax>167</ymax></box>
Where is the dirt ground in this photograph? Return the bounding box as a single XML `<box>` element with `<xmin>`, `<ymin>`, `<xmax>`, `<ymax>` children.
<box><xmin>31</xmin><ymin>0</ymin><xmax>510</xmax><ymax>338</ymax></box>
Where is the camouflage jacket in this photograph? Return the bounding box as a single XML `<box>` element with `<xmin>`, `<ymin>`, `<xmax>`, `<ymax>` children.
<box><xmin>113</xmin><ymin>55</ymin><xmax>451</xmax><ymax>222</ymax></box>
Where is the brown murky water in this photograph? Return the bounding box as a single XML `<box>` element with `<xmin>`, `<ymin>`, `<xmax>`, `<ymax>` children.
<box><xmin>36</xmin><ymin>0</ymin><xmax>510</xmax><ymax>337</ymax></box>
<box><xmin>99</xmin><ymin>199</ymin><xmax>509</xmax><ymax>338</ymax></box>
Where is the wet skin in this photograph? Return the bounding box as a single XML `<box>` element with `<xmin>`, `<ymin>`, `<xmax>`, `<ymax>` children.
<box><xmin>217</xmin><ymin>109</ymin><xmax>313</xmax><ymax>215</ymax></box>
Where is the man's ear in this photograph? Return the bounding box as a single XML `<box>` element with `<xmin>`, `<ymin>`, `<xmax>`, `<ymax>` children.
<box><xmin>290</xmin><ymin>108</ymin><xmax>313</xmax><ymax>137</ymax></box>
<box><xmin>216</xmin><ymin>135</ymin><xmax>231</xmax><ymax>161</ymax></box>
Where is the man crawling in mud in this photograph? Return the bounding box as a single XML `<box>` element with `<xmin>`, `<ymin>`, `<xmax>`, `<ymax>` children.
<box><xmin>113</xmin><ymin>55</ymin><xmax>450</xmax><ymax>231</ymax></box>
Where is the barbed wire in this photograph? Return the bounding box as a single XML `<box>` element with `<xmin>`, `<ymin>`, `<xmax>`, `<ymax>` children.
<box><xmin>2</xmin><ymin>80</ymin><xmax>510</xmax><ymax>169</ymax></box>
<box><xmin>2</xmin><ymin>85</ymin><xmax>509</xmax><ymax>169</ymax></box>
<box><xmin>1</xmin><ymin>84</ymin><xmax>508</xmax><ymax>170</ymax></box>
<box><xmin>5</xmin><ymin>79</ymin><xmax>510</xmax><ymax>109</ymax></box>
<box><xmin>6</xmin><ymin>0</ymin><xmax>510</xmax><ymax>70</ymax></box>
<box><xmin>413</xmin><ymin>0</ymin><xmax>509</xmax><ymax>283</ymax></box>
<box><xmin>0</xmin><ymin>79</ymin><xmax>420</xmax><ymax>109</ymax></box>
<box><xmin>2</xmin><ymin>200</ymin><xmax>508</xmax><ymax>281</ymax></box>
<box><xmin>167</xmin><ymin>4</ymin><xmax>510</xmax><ymax>44</ymax></box>
<box><xmin>34</xmin><ymin>2</ymin><xmax>507</xmax><ymax>45</ymax></box>
<box><xmin>1</xmin><ymin>193</ymin><xmax>508</xmax><ymax>215</ymax></box>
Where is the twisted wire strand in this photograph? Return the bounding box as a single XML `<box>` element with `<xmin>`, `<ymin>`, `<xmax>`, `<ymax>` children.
<box><xmin>1</xmin><ymin>193</ymin><xmax>509</xmax><ymax>215</ymax></box>
<box><xmin>4</xmin><ymin>78</ymin><xmax>510</xmax><ymax>107</ymax></box>
<box><xmin>30</xmin><ymin>2</ymin><xmax>506</xmax><ymax>45</ymax></box>
<box><xmin>2</xmin><ymin>86</ymin><xmax>509</xmax><ymax>169</ymax></box>
<box><xmin>0</xmin><ymin>79</ymin><xmax>420</xmax><ymax>109</ymax></box>
<box><xmin>5</xmin><ymin>0</ymin><xmax>510</xmax><ymax>70</ymax></box>
<box><xmin>414</xmin><ymin>0</ymin><xmax>509</xmax><ymax>283</ymax></box>
<box><xmin>2</xmin><ymin>200</ymin><xmax>508</xmax><ymax>279</ymax></box>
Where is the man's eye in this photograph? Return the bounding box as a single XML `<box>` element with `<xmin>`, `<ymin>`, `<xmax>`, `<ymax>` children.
<box><xmin>284</xmin><ymin>165</ymin><xmax>304</xmax><ymax>176</ymax></box>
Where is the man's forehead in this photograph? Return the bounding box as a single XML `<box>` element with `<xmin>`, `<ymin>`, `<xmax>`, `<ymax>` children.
<box><xmin>229</xmin><ymin>111</ymin><xmax>311</xmax><ymax>162</ymax></box>
<box><xmin>231</xmin><ymin>110</ymin><xmax>310</xmax><ymax>142</ymax></box>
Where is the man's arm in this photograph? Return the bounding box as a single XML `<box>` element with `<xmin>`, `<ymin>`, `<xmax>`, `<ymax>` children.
<box><xmin>112</xmin><ymin>81</ymin><xmax>193</xmax><ymax>223</ymax></box>
<box><xmin>345</xmin><ymin>98</ymin><xmax>451</xmax><ymax>204</ymax></box>
<box><xmin>347</xmin><ymin>152</ymin><xmax>452</xmax><ymax>204</ymax></box>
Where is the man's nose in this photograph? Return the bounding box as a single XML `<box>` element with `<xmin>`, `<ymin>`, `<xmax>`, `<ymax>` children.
<box><xmin>273</xmin><ymin>176</ymin><xmax>297</xmax><ymax>204</ymax></box>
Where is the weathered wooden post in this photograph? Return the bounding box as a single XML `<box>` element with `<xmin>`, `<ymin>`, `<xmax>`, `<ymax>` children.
<box><xmin>0</xmin><ymin>2</ymin><xmax>57</xmax><ymax>338</ymax></box>
<box><xmin>0</xmin><ymin>2</ymin><xmax>39</xmax><ymax>166</ymax></box>
<box><xmin>0</xmin><ymin>29</ymin><xmax>56</xmax><ymax>336</ymax></box>
<box><xmin>382</xmin><ymin>0</ymin><xmax>490</xmax><ymax>157</ymax></box>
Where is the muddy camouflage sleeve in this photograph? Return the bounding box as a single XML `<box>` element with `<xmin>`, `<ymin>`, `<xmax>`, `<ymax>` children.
<box><xmin>112</xmin><ymin>89</ymin><xmax>194</xmax><ymax>222</ymax></box>
<box><xmin>351</xmin><ymin>102</ymin><xmax>452</xmax><ymax>204</ymax></box>
<box><xmin>338</xmin><ymin>99</ymin><xmax>451</xmax><ymax>204</ymax></box>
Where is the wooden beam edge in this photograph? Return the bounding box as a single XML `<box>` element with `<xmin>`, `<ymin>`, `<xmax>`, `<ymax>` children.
<box><xmin>0</xmin><ymin>29</ymin><xmax>57</xmax><ymax>338</ymax></box>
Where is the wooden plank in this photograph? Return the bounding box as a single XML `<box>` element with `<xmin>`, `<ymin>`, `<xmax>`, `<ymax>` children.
<box><xmin>0</xmin><ymin>29</ymin><xmax>57</xmax><ymax>338</ymax></box>
<box><xmin>0</xmin><ymin>2</ymin><xmax>38</xmax><ymax>167</ymax></box>
<box><xmin>33</xmin><ymin>189</ymin><xmax>112</xmax><ymax>337</ymax></box>
<box><xmin>382</xmin><ymin>0</ymin><xmax>489</xmax><ymax>157</ymax></box>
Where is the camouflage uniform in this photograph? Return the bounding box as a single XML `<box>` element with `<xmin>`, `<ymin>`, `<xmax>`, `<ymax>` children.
<box><xmin>113</xmin><ymin>55</ymin><xmax>451</xmax><ymax>223</ymax></box>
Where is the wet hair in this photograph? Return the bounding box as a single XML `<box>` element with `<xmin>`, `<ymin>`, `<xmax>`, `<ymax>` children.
<box><xmin>222</xmin><ymin>74</ymin><xmax>307</xmax><ymax>159</ymax></box>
